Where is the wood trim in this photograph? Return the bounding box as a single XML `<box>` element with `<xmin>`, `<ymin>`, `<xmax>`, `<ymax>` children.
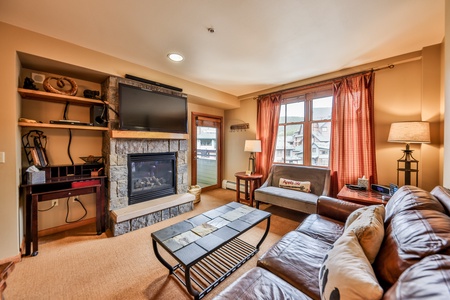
<box><xmin>111</xmin><ymin>130</ymin><xmax>188</xmax><ymax>140</ymax></box>
<box><xmin>19</xmin><ymin>122</ymin><xmax>109</xmax><ymax>131</ymax></box>
<box><xmin>38</xmin><ymin>217</ymin><xmax>96</xmax><ymax>237</ymax></box>
<box><xmin>18</xmin><ymin>88</ymin><xmax>108</xmax><ymax>106</ymax></box>
<box><xmin>0</xmin><ymin>253</ymin><xmax>21</xmax><ymax>265</ymax></box>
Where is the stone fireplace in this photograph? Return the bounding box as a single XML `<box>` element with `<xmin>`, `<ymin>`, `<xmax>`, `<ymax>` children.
<box><xmin>102</xmin><ymin>76</ymin><xmax>194</xmax><ymax>236</ymax></box>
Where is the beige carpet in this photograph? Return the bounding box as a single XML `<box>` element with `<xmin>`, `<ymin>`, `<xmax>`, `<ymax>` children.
<box><xmin>5</xmin><ymin>189</ymin><xmax>307</xmax><ymax>300</ymax></box>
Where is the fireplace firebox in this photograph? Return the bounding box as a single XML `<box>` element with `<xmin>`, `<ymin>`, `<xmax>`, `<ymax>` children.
<box><xmin>128</xmin><ymin>152</ymin><xmax>176</xmax><ymax>205</ymax></box>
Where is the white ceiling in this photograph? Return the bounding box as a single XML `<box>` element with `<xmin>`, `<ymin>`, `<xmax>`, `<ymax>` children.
<box><xmin>0</xmin><ymin>0</ymin><xmax>445</xmax><ymax>97</ymax></box>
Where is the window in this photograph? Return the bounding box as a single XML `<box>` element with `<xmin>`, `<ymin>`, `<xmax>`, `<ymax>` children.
<box><xmin>274</xmin><ymin>86</ymin><xmax>332</xmax><ymax>167</ymax></box>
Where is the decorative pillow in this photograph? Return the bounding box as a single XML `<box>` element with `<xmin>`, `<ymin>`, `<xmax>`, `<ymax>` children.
<box><xmin>345</xmin><ymin>205</ymin><xmax>371</xmax><ymax>229</ymax></box>
<box><xmin>345</xmin><ymin>205</ymin><xmax>385</xmax><ymax>263</ymax></box>
<box><xmin>319</xmin><ymin>231</ymin><xmax>383</xmax><ymax>300</ymax></box>
<box><xmin>279</xmin><ymin>178</ymin><xmax>311</xmax><ymax>192</ymax></box>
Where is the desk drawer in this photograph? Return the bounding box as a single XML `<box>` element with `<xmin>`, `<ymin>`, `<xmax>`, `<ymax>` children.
<box><xmin>35</xmin><ymin>186</ymin><xmax>100</xmax><ymax>201</ymax></box>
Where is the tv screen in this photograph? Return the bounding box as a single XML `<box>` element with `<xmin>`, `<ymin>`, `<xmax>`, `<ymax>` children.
<box><xmin>118</xmin><ymin>83</ymin><xmax>188</xmax><ymax>133</ymax></box>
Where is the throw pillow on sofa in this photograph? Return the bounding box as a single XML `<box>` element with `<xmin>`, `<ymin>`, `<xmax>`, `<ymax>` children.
<box><xmin>319</xmin><ymin>230</ymin><xmax>383</xmax><ymax>300</ymax></box>
<box><xmin>345</xmin><ymin>204</ymin><xmax>385</xmax><ymax>263</ymax></box>
<box><xmin>279</xmin><ymin>178</ymin><xmax>311</xmax><ymax>192</ymax></box>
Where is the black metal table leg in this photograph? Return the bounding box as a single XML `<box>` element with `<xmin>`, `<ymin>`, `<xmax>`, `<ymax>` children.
<box><xmin>152</xmin><ymin>239</ymin><xmax>174</xmax><ymax>274</ymax></box>
<box><xmin>256</xmin><ymin>216</ymin><xmax>271</xmax><ymax>250</ymax></box>
<box><xmin>184</xmin><ymin>267</ymin><xmax>200</xmax><ymax>299</ymax></box>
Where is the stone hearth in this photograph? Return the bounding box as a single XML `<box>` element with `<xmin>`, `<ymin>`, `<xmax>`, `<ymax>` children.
<box><xmin>102</xmin><ymin>76</ymin><xmax>193</xmax><ymax>236</ymax></box>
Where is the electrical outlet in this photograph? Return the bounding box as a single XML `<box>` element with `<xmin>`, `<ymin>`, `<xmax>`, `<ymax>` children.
<box><xmin>72</xmin><ymin>197</ymin><xmax>78</xmax><ymax>203</ymax></box>
<box><xmin>51</xmin><ymin>200</ymin><xmax>58</xmax><ymax>207</ymax></box>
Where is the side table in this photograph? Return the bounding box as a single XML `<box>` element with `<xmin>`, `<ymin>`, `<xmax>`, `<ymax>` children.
<box><xmin>234</xmin><ymin>172</ymin><xmax>263</xmax><ymax>207</ymax></box>
<box><xmin>337</xmin><ymin>186</ymin><xmax>389</xmax><ymax>206</ymax></box>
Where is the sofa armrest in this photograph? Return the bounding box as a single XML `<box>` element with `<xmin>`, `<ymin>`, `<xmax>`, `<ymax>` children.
<box><xmin>317</xmin><ymin>196</ymin><xmax>364</xmax><ymax>223</ymax></box>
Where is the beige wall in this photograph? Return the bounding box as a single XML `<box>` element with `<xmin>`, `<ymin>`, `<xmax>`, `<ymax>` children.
<box><xmin>224</xmin><ymin>50</ymin><xmax>444</xmax><ymax>192</ymax></box>
<box><xmin>224</xmin><ymin>98</ymin><xmax>258</xmax><ymax>181</ymax></box>
<box><xmin>0</xmin><ymin>22</ymin><xmax>235</xmax><ymax>261</ymax></box>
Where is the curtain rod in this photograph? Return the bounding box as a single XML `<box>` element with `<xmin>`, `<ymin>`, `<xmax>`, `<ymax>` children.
<box><xmin>256</xmin><ymin>56</ymin><xmax>421</xmax><ymax>99</ymax></box>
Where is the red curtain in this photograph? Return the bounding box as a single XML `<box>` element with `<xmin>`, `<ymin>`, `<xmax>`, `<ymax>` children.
<box><xmin>256</xmin><ymin>93</ymin><xmax>282</xmax><ymax>181</ymax></box>
<box><xmin>330</xmin><ymin>71</ymin><xmax>377</xmax><ymax>197</ymax></box>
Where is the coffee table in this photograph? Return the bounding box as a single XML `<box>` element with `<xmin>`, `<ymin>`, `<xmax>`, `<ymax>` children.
<box><xmin>151</xmin><ymin>202</ymin><xmax>271</xmax><ymax>299</ymax></box>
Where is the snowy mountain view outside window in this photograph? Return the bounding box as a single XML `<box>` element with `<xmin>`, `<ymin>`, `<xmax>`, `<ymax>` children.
<box><xmin>274</xmin><ymin>91</ymin><xmax>332</xmax><ymax>167</ymax></box>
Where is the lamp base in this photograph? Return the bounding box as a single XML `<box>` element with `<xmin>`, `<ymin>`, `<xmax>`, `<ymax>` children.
<box><xmin>247</xmin><ymin>154</ymin><xmax>256</xmax><ymax>174</ymax></box>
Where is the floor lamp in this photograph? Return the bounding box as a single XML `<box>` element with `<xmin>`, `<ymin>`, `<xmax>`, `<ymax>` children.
<box><xmin>388</xmin><ymin>121</ymin><xmax>430</xmax><ymax>186</ymax></box>
<box><xmin>244</xmin><ymin>140</ymin><xmax>261</xmax><ymax>174</ymax></box>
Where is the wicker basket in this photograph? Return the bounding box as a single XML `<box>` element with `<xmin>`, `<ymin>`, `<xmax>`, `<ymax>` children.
<box><xmin>189</xmin><ymin>185</ymin><xmax>202</xmax><ymax>204</ymax></box>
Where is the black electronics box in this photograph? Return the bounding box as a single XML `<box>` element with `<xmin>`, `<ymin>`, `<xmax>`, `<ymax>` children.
<box><xmin>90</xmin><ymin>105</ymin><xmax>108</xmax><ymax>127</ymax></box>
<box><xmin>371</xmin><ymin>184</ymin><xmax>390</xmax><ymax>194</ymax></box>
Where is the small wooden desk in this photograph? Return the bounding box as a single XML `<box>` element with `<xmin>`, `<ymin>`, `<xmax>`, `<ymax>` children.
<box><xmin>22</xmin><ymin>173</ymin><xmax>106</xmax><ymax>256</ymax></box>
<box><xmin>234</xmin><ymin>172</ymin><xmax>263</xmax><ymax>207</ymax></box>
<box><xmin>337</xmin><ymin>186</ymin><xmax>389</xmax><ymax>206</ymax></box>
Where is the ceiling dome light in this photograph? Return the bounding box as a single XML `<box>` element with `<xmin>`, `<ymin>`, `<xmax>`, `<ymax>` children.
<box><xmin>167</xmin><ymin>53</ymin><xmax>184</xmax><ymax>62</ymax></box>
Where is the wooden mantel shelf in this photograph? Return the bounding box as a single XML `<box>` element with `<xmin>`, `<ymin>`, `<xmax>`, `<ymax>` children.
<box><xmin>111</xmin><ymin>130</ymin><xmax>189</xmax><ymax>140</ymax></box>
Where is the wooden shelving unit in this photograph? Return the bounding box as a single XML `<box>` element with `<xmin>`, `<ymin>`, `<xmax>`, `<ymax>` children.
<box><xmin>18</xmin><ymin>121</ymin><xmax>109</xmax><ymax>131</ymax></box>
<box><xmin>18</xmin><ymin>88</ymin><xmax>108</xmax><ymax>106</ymax></box>
<box><xmin>18</xmin><ymin>88</ymin><xmax>109</xmax><ymax>131</ymax></box>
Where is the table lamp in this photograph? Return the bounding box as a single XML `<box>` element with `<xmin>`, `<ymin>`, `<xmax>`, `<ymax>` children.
<box><xmin>244</xmin><ymin>140</ymin><xmax>261</xmax><ymax>174</ymax></box>
<box><xmin>387</xmin><ymin>121</ymin><xmax>430</xmax><ymax>185</ymax></box>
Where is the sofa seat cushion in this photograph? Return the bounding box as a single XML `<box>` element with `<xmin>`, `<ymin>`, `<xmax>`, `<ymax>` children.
<box><xmin>255</xmin><ymin>186</ymin><xmax>318</xmax><ymax>214</ymax></box>
<box><xmin>383</xmin><ymin>254</ymin><xmax>450</xmax><ymax>300</ymax></box>
<box><xmin>296</xmin><ymin>214</ymin><xmax>345</xmax><ymax>245</ymax></box>
<box><xmin>384</xmin><ymin>185</ymin><xmax>445</xmax><ymax>225</ymax></box>
<box><xmin>214</xmin><ymin>267</ymin><xmax>312</xmax><ymax>300</ymax></box>
<box><xmin>374</xmin><ymin>209</ymin><xmax>450</xmax><ymax>288</ymax></box>
<box><xmin>257</xmin><ymin>230</ymin><xmax>332</xmax><ymax>300</ymax></box>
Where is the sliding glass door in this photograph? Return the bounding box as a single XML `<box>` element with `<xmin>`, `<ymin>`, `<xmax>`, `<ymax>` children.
<box><xmin>191</xmin><ymin>113</ymin><xmax>222</xmax><ymax>191</ymax></box>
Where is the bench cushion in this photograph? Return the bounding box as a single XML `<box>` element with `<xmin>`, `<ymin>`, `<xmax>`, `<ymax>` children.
<box><xmin>255</xmin><ymin>186</ymin><xmax>318</xmax><ymax>214</ymax></box>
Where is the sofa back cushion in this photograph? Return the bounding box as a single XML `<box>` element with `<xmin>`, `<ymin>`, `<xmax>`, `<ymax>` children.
<box><xmin>374</xmin><ymin>209</ymin><xmax>450</xmax><ymax>288</ymax></box>
<box><xmin>383</xmin><ymin>254</ymin><xmax>450</xmax><ymax>300</ymax></box>
<box><xmin>431</xmin><ymin>185</ymin><xmax>450</xmax><ymax>215</ymax></box>
<box><xmin>267</xmin><ymin>164</ymin><xmax>330</xmax><ymax>196</ymax></box>
<box><xmin>384</xmin><ymin>185</ymin><xmax>445</xmax><ymax>225</ymax></box>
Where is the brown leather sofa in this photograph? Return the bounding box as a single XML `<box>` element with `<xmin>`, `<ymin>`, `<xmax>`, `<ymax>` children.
<box><xmin>214</xmin><ymin>185</ymin><xmax>450</xmax><ymax>300</ymax></box>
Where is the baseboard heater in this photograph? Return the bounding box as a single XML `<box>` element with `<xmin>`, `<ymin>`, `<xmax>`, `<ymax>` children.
<box><xmin>222</xmin><ymin>180</ymin><xmax>246</xmax><ymax>192</ymax></box>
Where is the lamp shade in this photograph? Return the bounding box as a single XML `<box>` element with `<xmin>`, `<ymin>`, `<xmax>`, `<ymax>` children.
<box><xmin>244</xmin><ymin>140</ymin><xmax>261</xmax><ymax>152</ymax></box>
<box><xmin>387</xmin><ymin>122</ymin><xmax>430</xmax><ymax>143</ymax></box>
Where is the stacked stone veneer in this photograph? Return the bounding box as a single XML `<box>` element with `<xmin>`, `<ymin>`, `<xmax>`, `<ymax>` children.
<box><xmin>102</xmin><ymin>76</ymin><xmax>192</xmax><ymax>236</ymax></box>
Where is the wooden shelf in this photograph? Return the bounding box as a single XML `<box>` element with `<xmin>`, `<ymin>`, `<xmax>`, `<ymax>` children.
<box><xmin>19</xmin><ymin>122</ymin><xmax>109</xmax><ymax>131</ymax></box>
<box><xmin>18</xmin><ymin>88</ymin><xmax>108</xmax><ymax>106</ymax></box>
<box><xmin>111</xmin><ymin>130</ymin><xmax>188</xmax><ymax>140</ymax></box>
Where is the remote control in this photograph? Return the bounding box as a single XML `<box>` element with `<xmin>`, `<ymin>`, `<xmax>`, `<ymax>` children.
<box><xmin>346</xmin><ymin>184</ymin><xmax>366</xmax><ymax>191</ymax></box>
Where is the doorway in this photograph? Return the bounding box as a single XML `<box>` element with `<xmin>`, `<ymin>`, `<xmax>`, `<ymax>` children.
<box><xmin>191</xmin><ymin>113</ymin><xmax>223</xmax><ymax>191</ymax></box>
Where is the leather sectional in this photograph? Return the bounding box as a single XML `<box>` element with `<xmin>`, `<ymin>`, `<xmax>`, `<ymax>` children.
<box><xmin>215</xmin><ymin>185</ymin><xmax>450</xmax><ymax>299</ymax></box>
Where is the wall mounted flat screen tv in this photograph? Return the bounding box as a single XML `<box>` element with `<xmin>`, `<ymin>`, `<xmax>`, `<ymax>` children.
<box><xmin>119</xmin><ymin>83</ymin><xmax>188</xmax><ymax>133</ymax></box>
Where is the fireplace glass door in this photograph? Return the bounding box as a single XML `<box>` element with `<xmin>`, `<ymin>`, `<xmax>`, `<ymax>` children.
<box><xmin>128</xmin><ymin>153</ymin><xmax>176</xmax><ymax>205</ymax></box>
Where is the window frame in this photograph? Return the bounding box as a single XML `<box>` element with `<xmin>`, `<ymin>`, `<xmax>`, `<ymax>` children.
<box><xmin>276</xmin><ymin>84</ymin><xmax>333</xmax><ymax>167</ymax></box>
